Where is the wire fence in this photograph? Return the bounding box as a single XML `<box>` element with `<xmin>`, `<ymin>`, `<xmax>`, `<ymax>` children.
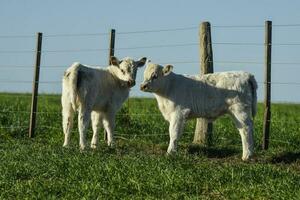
<box><xmin>1</xmin><ymin>23</ymin><xmax>300</xmax><ymax>39</ymax></box>
<box><xmin>2</xmin><ymin>42</ymin><xmax>300</xmax><ymax>55</ymax></box>
<box><xmin>0</xmin><ymin>22</ymin><xmax>300</xmax><ymax>148</ymax></box>
<box><xmin>1</xmin><ymin>109</ymin><xmax>300</xmax><ymax>124</ymax></box>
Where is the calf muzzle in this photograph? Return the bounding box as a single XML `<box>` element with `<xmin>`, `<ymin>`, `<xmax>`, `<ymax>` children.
<box><xmin>128</xmin><ymin>79</ymin><xmax>136</xmax><ymax>87</ymax></box>
<box><xmin>140</xmin><ymin>83</ymin><xmax>148</xmax><ymax>91</ymax></box>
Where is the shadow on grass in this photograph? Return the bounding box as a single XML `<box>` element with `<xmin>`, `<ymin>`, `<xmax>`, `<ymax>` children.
<box><xmin>187</xmin><ymin>145</ymin><xmax>239</xmax><ymax>158</ymax></box>
<box><xmin>271</xmin><ymin>151</ymin><xmax>300</xmax><ymax>164</ymax></box>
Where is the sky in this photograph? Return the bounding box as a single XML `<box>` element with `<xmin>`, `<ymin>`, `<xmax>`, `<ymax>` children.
<box><xmin>0</xmin><ymin>0</ymin><xmax>300</xmax><ymax>102</ymax></box>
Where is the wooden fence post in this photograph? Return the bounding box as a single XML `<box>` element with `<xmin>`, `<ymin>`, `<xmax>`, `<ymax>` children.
<box><xmin>262</xmin><ymin>21</ymin><xmax>272</xmax><ymax>150</ymax></box>
<box><xmin>108</xmin><ymin>29</ymin><xmax>115</xmax><ymax>65</ymax></box>
<box><xmin>193</xmin><ymin>22</ymin><xmax>214</xmax><ymax>145</ymax></box>
<box><xmin>104</xmin><ymin>29</ymin><xmax>116</xmax><ymax>141</ymax></box>
<box><xmin>29</xmin><ymin>32</ymin><xmax>43</xmax><ymax>138</ymax></box>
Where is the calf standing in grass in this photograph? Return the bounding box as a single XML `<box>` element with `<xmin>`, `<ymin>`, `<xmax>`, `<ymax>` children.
<box><xmin>140</xmin><ymin>62</ymin><xmax>257</xmax><ymax>160</ymax></box>
<box><xmin>62</xmin><ymin>56</ymin><xmax>147</xmax><ymax>150</ymax></box>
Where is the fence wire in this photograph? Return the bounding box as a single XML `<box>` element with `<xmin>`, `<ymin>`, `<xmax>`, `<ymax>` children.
<box><xmin>1</xmin><ymin>109</ymin><xmax>300</xmax><ymax>124</ymax></box>
<box><xmin>2</xmin><ymin>42</ymin><xmax>300</xmax><ymax>54</ymax></box>
<box><xmin>1</xmin><ymin>23</ymin><xmax>300</xmax><ymax>39</ymax></box>
<box><xmin>1</xmin><ymin>80</ymin><xmax>300</xmax><ymax>86</ymax></box>
<box><xmin>2</xmin><ymin>60</ymin><xmax>300</xmax><ymax>70</ymax></box>
<box><xmin>0</xmin><ymin>23</ymin><xmax>300</xmax><ymax>145</ymax></box>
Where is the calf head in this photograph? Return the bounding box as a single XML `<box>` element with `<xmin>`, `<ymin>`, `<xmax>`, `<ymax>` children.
<box><xmin>111</xmin><ymin>56</ymin><xmax>147</xmax><ymax>87</ymax></box>
<box><xmin>140</xmin><ymin>62</ymin><xmax>173</xmax><ymax>93</ymax></box>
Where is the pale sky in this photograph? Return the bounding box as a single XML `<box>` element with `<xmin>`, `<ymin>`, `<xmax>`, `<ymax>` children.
<box><xmin>1</xmin><ymin>0</ymin><xmax>300</xmax><ymax>102</ymax></box>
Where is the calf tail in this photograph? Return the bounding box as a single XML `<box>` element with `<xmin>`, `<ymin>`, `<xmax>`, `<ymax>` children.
<box><xmin>248</xmin><ymin>74</ymin><xmax>258</xmax><ymax>117</ymax></box>
<box><xmin>63</xmin><ymin>62</ymin><xmax>81</xmax><ymax>111</ymax></box>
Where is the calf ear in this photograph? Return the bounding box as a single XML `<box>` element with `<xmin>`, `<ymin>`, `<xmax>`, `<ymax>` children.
<box><xmin>64</xmin><ymin>71</ymin><xmax>70</xmax><ymax>77</ymax></box>
<box><xmin>110</xmin><ymin>56</ymin><xmax>120</xmax><ymax>67</ymax></box>
<box><xmin>162</xmin><ymin>64</ymin><xmax>173</xmax><ymax>76</ymax></box>
<box><xmin>137</xmin><ymin>57</ymin><xmax>147</xmax><ymax>67</ymax></box>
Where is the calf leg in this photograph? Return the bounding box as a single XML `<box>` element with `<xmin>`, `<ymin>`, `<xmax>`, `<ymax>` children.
<box><xmin>238</xmin><ymin>122</ymin><xmax>254</xmax><ymax>161</ymax></box>
<box><xmin>167</xmin><ymin>113</ymin><xmax>185</xmax><ymax>154</ymax></box>
<box><xmin>91</xmin><ymin>111</ymin><xmax>103</xmax><ymax>149</ymax></box>
<box><xmin>78</xmin><ymin>106</ymin><xmax>91</xmax><ymax>150</ymax></box>
<box><xmin>230</xmin><ymin>106</ymin><xmax>254</xmax><ymax>160</ymax></box>
<box><xmin>62</xmin><ymin>101</ymin><xmax>74</xmax><ymax>147</ymax></box>
<box><xmin>102</xmin><ymin>112</ymin><xmax>116</xmax><ymax>147</ymax></box>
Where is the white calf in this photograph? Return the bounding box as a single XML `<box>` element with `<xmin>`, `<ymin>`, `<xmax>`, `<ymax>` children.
<box><xmin>140</xmin><ymin>62</ymin><xmax>257</xmax><ymax>160</ymax></box>
<box><xmin>62</xmin><ymin>56</ymin><xmax>147</xmax><ymax>150</ymax></box>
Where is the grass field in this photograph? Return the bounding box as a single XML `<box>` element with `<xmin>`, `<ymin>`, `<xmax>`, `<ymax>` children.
<box><xmin>0</xmin><ymin>93</ymin><xmax>300</xmax><ymax>199</ymax></box>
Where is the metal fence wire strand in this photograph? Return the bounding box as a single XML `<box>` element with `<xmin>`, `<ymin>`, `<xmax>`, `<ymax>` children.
<box><xmin>0</xmin><ymin>23</ymin><xmax>300</xmax><ymax>144</ymax></box>
<box><xmin>2</xmin><ymin>42</ymin><xmax>300</xmax><ymax>54</ymax></box>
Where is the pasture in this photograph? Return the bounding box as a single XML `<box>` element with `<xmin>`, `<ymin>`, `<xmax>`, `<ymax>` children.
<box><xmin>0</xmin><ymin>93</ymin><xmax>300</xmax><ymax>199</ymax></box>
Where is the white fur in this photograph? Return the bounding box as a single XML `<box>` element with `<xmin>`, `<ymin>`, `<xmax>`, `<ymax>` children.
<box><xmin>140</xmin><ymin>63</ymin><xmax>257</xmax><ymax>160</ymax></box>
<box><xmin>62</xmin><ymin>57</ymin><xmax>146</xmax><ymax>149</ymax></box>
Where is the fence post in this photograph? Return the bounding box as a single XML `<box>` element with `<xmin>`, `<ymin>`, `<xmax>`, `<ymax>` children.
<box><xmin>104</xmin><ymin>29</ymin><xmax>116</xmax><ymax>141</ymax></box>
<box><xmin>193</xmin><ymin>22</ymin><xmax>214</xmax><ymax>145</ymax></box>
<box><xmin>108</xmin><ymin>29</ymin><xmax>115</xmax><ymax>65</ymax></box>
<box><xmin>262</xmin><ymin>21</ymin><xmax>272</xmax><ymax>150</ymax></box>
<box><xmin>29</xmin><ymin>32</ymin><xmax>43</xmax><ymax>138</ymax></box>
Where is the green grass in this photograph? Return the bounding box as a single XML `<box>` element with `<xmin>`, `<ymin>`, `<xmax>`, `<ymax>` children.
<box><xmin>0</xmin><ymin>93</ymin><xmax>300</xmax><ymax>199</ymax></box>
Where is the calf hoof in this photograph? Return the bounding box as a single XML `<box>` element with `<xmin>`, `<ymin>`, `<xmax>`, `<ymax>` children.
<box><xmin>107</xmin><ymin>141</ymin><xmax>115</xmax><ymax>148</ymax></box>
<box><xmin>242</xmin><ymin>156</ymin><xmax>249</xmax><ymax>161</ymax></box>
<box><xmin>63</xmin><ymin>143</ymin><xmax>69</xmax><ymax>148</ymax></box>
<box><xmin>165</xmin><ymin>151</ymin><xmax>178</xmax><ymax>159</ymax></box>
<box><xmin>166</xmin><ymin>149</ymin><xmax>177</xmax><ymax>155</ymax></box>
<box><xmin>242</xmin><ymin>152</ymin><xmax>253</xmax><ymax>161</ymax></box>
<box><xmin>80</xmin><ymin>145</ymin><xmax>86</xmax><ymax>151</ymax></box>
<box><xmin>91</xmin><ymin>143</ymin><xmax>97</xmax><ymax>149</ymax></box>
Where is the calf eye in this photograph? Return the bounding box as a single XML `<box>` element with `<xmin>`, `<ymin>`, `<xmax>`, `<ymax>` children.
<box><xmin>152</xmin><ymin>73</ymin><xmax>158</xmax><ymax>79</ymax></box>
<box><xmin>121</xmin><ymin>69</ymin><xmax>125</xmax><ymax>74</ymax></box>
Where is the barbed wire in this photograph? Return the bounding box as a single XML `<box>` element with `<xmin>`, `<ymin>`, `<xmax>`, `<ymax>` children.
<box><xmin>0</xmin><ymin>50</ymin><xmax>35</xmax><ymax>54</ymax></box>
<box><xmin>1</xmin><ymin>60</ymin><xmax>300</xmax><ymax>70</ymax></box>
<box><xmin>1</xmin><ymin>109</ymin><xmax>300</xmax><ymax>124</ymax></box>
<box><xmin>0</xmin><ymin>125</ymin><xmax>29</xmax><ymax>129</ymax></box>
<box><xmin>0</xmin><ymin>35</ymin><xmax>35</xmax><ymax>39</ymax></box>
<box><xmin>255</xmin><ymin>81</ymin><xmax>300</xmax><ymax>85</ymax></box>
<box><xmin>2</xmin><ymin>79</ymin><xmax>300</xmax><ymax>86</ymax></box>
<box><xmin>0</xmin><ymin>123</ymin><xmax>299</xmax><ymax>148</ymax></box>
<box><xmin>0</xmin><ymin>43</ymin><xmax>199</xmax><ymax>54</ymax></box>
<box><xmin>1</xmin><ymin>24</ymin><xmax>300</xmax><ymax>104</ymax></box>
<box><xmin>213</xmin><ymin>24</ymin><xmax>300</xmax><ymax>28</ymax></box>
<box><xmin>212</xmin><ymin>25</ymin><xmax>263</xmax><ymax>28</ymax></box>
<box><xmin>0</xmin><ymin>26</ymin><xmax>199</xmax><ymax>39</ymax></box>
<box><xmin>1</xmin><ymin>23</ymin><xmax>300</xmax><ymax>40</ymax></box>
<box><xmin>272</xmin><ymin>24</ymin><xmax>300</xmax><ymax>27</ymax></box>
<box><xmin>0</xmin><ymin>110</ymin><xmax>162</xmax><ymax>115</ymax></box>
<box><xmin>0</xmin><ymin>80</ymin><xmax>61</xmax><ymax>84</ymax></box>
<box><xmin>2</xmin><ymin>41</ymin><xmax>300</xmax><ymax>55</ymax></box>
<box><xmin>0</xmin><ymin>94</ymin><xmax>64</xmax><ymax>98</ymax></box>
<box><xmin>0</xmin><ymin>30</ymin><xmax>298</xmax><ymax>151</ymax></box>
<box><xmin>117</xmin><ymin>26</ymin><xmax>198</xmax><ymax>34</ymax></box>
<box><xmin>44</xmin><ymin>32</ymin><xmax>109</xmax><ymax>38</ymax></box>
<box><xmin>0</xmin><ymin>127</ymin><xmax>299</xmax><ymax>146</ymax></box>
